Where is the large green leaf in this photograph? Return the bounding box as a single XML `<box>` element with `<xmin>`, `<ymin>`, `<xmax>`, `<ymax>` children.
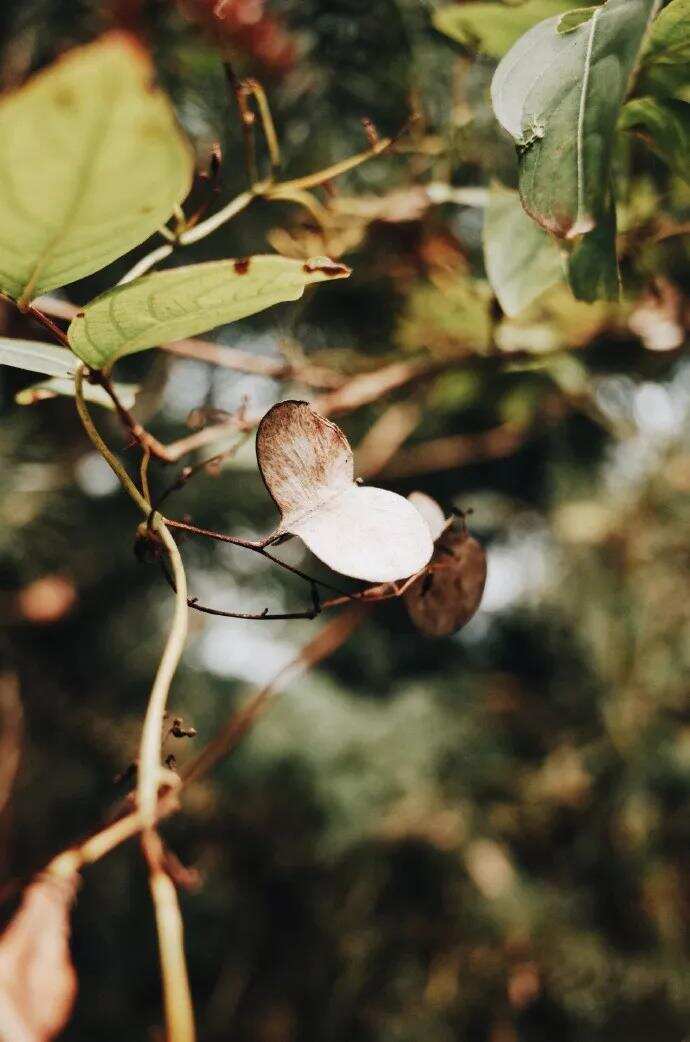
<box><xmin>483</xmin><ymin>184</ymin><xmax>564</xmax><ymax>316</ymax></box>
<box><xmin>491</xmin><ymin>0</ymin><xmax>658</xmax><ymax>238</ymax></box>
<box><xmin>620</xmin><ymin>96</ymin><xmax>690</xmax><ymax>182</ymax></box>
<box><xmin>68</xmin><ymin>256</ymin><xmax>351</xmax><ymax>369</ymax></box>
<box><xmin>433</xmin><ymin>0</ymin><xmax>572</xmax><ymax>59</ymax></box>
<box><xmin>0</xmin><ymin>34</ymin><xmax>193</xmax><ymax>305</ymax></box>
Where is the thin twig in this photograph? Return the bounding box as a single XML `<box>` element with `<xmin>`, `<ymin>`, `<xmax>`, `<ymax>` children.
<box><xmin>118</xmin><ymin>243</ymin><xmax>174</xmax><ymax>285</ymax></box>
<box><xmin>224</xmin><ymin>61</ymin><xmax>259</xmax><ymax>188</ymax></box>
<box><xmin>74</xmin><ymin>365</ymin><xmax>193</xmax><ymax>1042</ymax></box>
<box><xmin>164</xmin><ymin>517</ymin><xmax>351</xmax><ymax>597</ymax></box>
<box><xmin>163</xmin><ymin>336</ymin><xmax>344</xmax><ymax>388</ymax></box>
<box><xmin>25</xmin><ymin>305</ymin><xmax>71</xmax><ymax>347</ymax></box>
<box><xmin>245</xmin><ymin>78</ymin><xmax>281</xmax><ymax>175</ymax></box>
<box><xmin>142</xmin><ymin>831</ymin><xmax>196</xmax><ymax>1042</ymax></box>
<box><xmin>45</xmin><ymin>608</ymin><xmax>366</xmax><ymax>873</ymax></box>
<box><xmin>0</xmin><ymin>675</ymin><xmax>23</xmax><ymax>820</ymax></box>
<box><xmin>186</xmin><ymin>596</ymin><xmax>319</xmax><ymax>622</ymax></box>
<box><xmin>181</xmin><ymin>605</ymin><xmax>367</xmax><ymax>786</ymax></box>
<box><xmin>137</xmin><ymin>521</ymin><xmax>188</xmax><ymax>829</ymax></box>
<box><xmin>378</xmin><ymin>422</ymin><xmax>526</xmax><ymax>479</ymax></box>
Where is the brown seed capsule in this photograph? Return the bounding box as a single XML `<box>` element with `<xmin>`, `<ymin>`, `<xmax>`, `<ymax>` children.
<box><xmin>404</xmin><ymin>525</ymin><xmax>487</xmax><ymax>637</ymax></box>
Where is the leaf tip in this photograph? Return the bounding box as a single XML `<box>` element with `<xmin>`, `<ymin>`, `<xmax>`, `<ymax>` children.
<box><xmin>302</xmin><ymin>257</ymin><xmax>352</xmax><ymax>279</ymax></box>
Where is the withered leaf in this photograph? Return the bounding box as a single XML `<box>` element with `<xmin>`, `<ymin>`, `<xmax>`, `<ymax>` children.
<box><xmin>0</xmin><ymin>872</ymin><xmax>78</xmax><ymax>1042</ymax></box>
<box><xmin>256</xmin><ymin>401</ymin><xmax>433</xmax><ymax>582</ymax></box>
<box><xmin>404</xmin><ymin>522</ymin><xmax>487</xmax><ymax>637</ymax></box>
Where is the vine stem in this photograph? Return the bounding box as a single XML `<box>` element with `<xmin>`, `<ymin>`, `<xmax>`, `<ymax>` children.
<box><xmin>137</xmin><ymin>520</ymin><xmax>188</xmax><ymax>829</ymax></box>
<box><xmin>74</xmin><ymin>365</ymin><xmax>150</xmax><ymax>513</ymax></box>
<box><xmin>74</xmin><ymin>366</ymin><xmax>189</xmax><ymax>825</ymax></box>
<box><xmin>143</xmin><ymin>831</ymin><xmax>196</xmax><ymax>1042</ymax></box>
<box><xmin>74</xmin><ymin>364</ymin><xmax>194</xmax><ymax>1042</ymax></box>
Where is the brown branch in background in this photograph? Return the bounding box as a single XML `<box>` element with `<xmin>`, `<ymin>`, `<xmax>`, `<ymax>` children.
<box><xmin>379</xmin><ymin>421</ymin><xmax>528</xmax><ymax>480</ymax></box>
<box><xmin>181</xmin><ymin>605</ymin><xmax>367</xmax><ymax>787</ymax></box>
<box><xmin>42</xmin><ymin>606</ymin><xmax>366</xmax><ymax>877</ymax></box>
<box><xmin>224</xmin><ymin>61</ymin><xmax>258</xmax><ymax>188</ymax></box>
<box><xmin>312</xmin><ymin>359</ymin><xmax>434</xmax><ymax>416</ymax></box>
<box><xmin>0</xmin><ymin>675</ymin><xmax>23</xmax><ymax>820</ymax></box>
<box><xmin>355</xmin><ymin>402</ymin><xmax>422</xmax><ymax>478</ymax></box>
<box><xmin>243</xmin><ymin>78</ymin><xmax>281</xmax><ymax>176</ymax></box>
<box><xmin>163</xmin><ymin>337</ymin><xmax>345</xmax><ymax>389</ymax></box>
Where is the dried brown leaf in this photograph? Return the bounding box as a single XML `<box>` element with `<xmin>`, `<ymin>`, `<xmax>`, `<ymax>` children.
<box><xmin>256</xmin><ymin>401</ymin><xmax>433</xmax><ymax>582</ymax></box>
<box><xmin>404</xmin><ymin>524</ymin><xmax>487</xmax><ymax>637</ymax></box>
<box><xmin>0</xmin><ymin>872</ymin><xmax>78</xmax><ymax>1042</ymax></box>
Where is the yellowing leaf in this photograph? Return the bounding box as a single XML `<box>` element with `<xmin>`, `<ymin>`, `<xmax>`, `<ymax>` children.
<box><xmin>0</xmin><ymin>872</ymin><xmax>79</xmax><ymax>1042</ymax></box>
<box><xmin>0</xmin><ymin>33</ymin><xmax>193</xmax><ymax>304</ymax></box>
<box><xmin>67</xmin><ymin>256</ymin><xmax>351</xmax><ymax>370</ymax></box>
<box><xmin>256</xmin><ymin>401</ymin><xmax>433</xmax><ymax>583</ymax></box>
<box><xmin>404</xmin><ymin>523</ymin><xmax>487</xmax><ymax>637</ymax></box>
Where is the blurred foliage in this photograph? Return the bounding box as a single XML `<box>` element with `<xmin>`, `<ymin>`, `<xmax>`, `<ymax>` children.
<box><xmin>1</xmin><ymin>2</ymin><xmax>690</xmax><ymax>1041</ymax></box>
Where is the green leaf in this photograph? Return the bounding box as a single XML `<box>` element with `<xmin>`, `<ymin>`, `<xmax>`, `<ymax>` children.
<box><xmin>0</xmin><ymin>337</ymin><xmax>76</xmax><ymax>377</ymax></box>
<box><xmin>433</xmin><ymin>0</ymin><xmax>572</xmax><ymax>59</ymax></box>
<box><xmin>67</xmin><ymin>256</ymin><xmax>351</xmax><ymax>370</ymax></box>
<box><xmin>483</xmin><ymin>184</ymin><xmax>564</xmax><ymax>316</ymax></box>
<box><xmin>491</xmin><ymin>0</ymin><xmax>657</xmax><ymax>238</ymax></box>
<box><xmin>637</xmin><ymin>0</ymin><xmax>690</xmax><ymax>98</ymax></box>
<box><xmin>620</xmin><ymin>96</ymin><xmax>690</xmax><ymax>182</ymax></box>
<box><xmin>557</xmin><ymin>6</ymin><xmax>601</xmax><ymax>33</ymax></box>
<box><xmin>15</xmin><ymin>377</ymin><xmax>138</xmax><ymax>410</ymax></box>
<box><xmin>640</xmin><ymin>0</ymin><xmax>690</xmax><ymax>67</ymax></box>
<box><xmin>566</xmin><ymin>196</ymin><xmax>620</xmax><ymax>301</ymax></box>
<box><xmin>0</xmin><ymin>33</ymin><xmax>193</xmax><ymax>304</ymax></box>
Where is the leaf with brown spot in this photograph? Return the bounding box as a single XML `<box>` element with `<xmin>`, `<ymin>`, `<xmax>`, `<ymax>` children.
<box><xmin>68</xmin><ymin>255</ymin><xmax>350</xmax><ymax>370</ymax></box>
<box><xmin>0</xmin><ymin>872</ymin><xmax>79</xmax><ymax>1042</ymax></box>
<box><xmin>256</xmin><ymin>401</ymin><xmax>433</xmax><ymax>583</ymax></box>
<box><xmin>404</xmin><ymin>523</ymin><xmax>487</xmax><ymax>637</ymax></box>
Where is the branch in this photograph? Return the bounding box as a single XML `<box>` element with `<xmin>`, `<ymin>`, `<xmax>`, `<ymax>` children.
<box><xmin>142</xmin><ymin>831</ymin><xmax>196</xmax><ymax>1042</ymax></box>
<box><xmin>137</xmin><ymin>522</ymin><xmax>188</xmax><ymax>829</ymax></box>
<box><xmin>45</xmin><ymin>607</ymin><xmax>366</xmax><ymax>871</ymax></box>
<box><xmin>379</xmin><ymin>422</ymin><xmax>527</xmax><ymax>479</ymax></box>
<box><xmin>163</xmin><ymin>337</ymin><xmax>345</xmax><ymax>389</ymax></box>
<box><xmin>181</xmin><ymin>604</ymin><xmax>367</xmax><ymax>786</ymax></box>
<box><xmin>0</xmin><ymin>675</ymin><xmax>23</xmax><ymax>819</ymax></box>
<box><xmin>74</xmin><ymin>364</ymin><xmax>193</xmax><ymax>1042</ymax></box>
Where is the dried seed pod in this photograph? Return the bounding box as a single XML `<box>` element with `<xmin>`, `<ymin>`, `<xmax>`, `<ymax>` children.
<box><xmin>407</xmin><ymin>491</ymin><xmax>448</xmax><ymax>542</ymax></box>
<box><xmin>404</xmin><ymin>524</ymin><xmax>487</xmax><ymax>637</ymax></box>
<box><xmin>256</xmin><ymin>401</ymin><xmax>433</xmax><ymax>583</ymax></box>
